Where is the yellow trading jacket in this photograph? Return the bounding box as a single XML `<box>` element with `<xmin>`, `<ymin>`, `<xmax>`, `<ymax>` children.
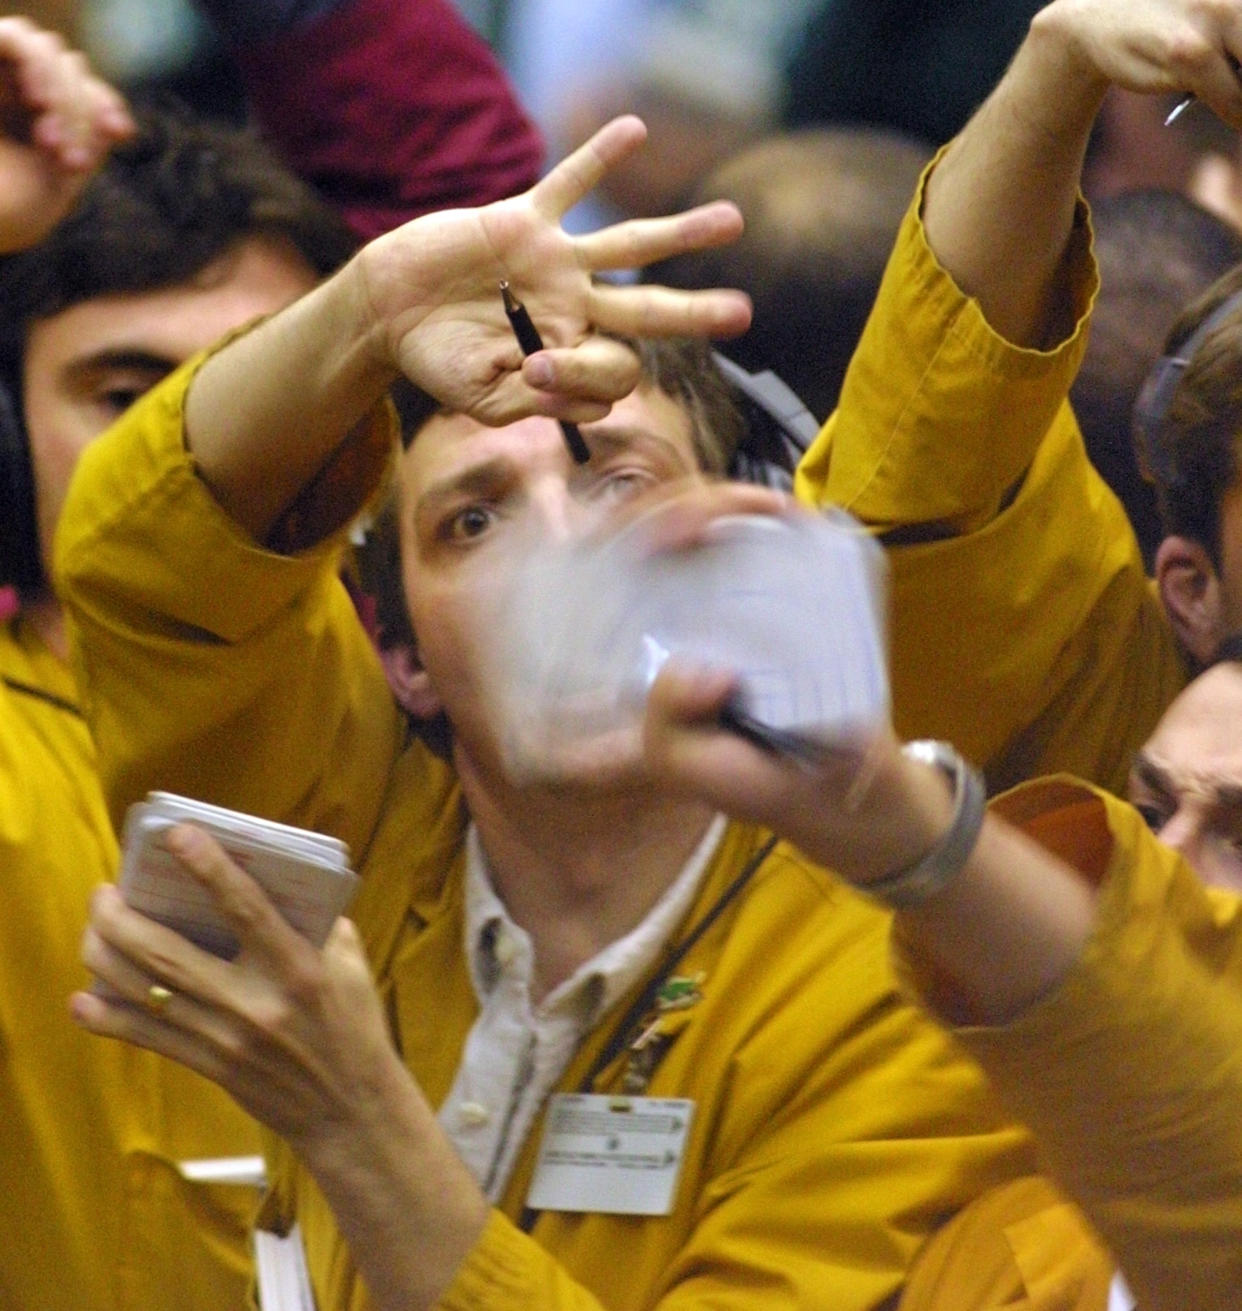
<box><xmin>0</xmin><ymin>616</ymin><xmax>262</xmax><ymax>1310</ymax></box>
<box><xmin>901</xmin><ymin>780</ymin><xmax>1242</xmax><ymax>1311</ymax></box>
<box><xmin>59</xmin><ymin>362</ymin><xmax>1052</xmax><ymax>1311</ymax></box>
<box><xmin>796</xmin><ymin>173</ymin><xmax>1187</xmax><ymax>795</ymax></box>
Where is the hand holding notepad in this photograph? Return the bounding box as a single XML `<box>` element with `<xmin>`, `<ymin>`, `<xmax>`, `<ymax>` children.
<box><xmin>117</xmin><ymin>792</ymin><xmax>358</xmax><ymax>959</ymax></box>
<box><xmin>487</xmin><ymin>507</ymin><xmax>889</xmax><ymax>781</ymax></box>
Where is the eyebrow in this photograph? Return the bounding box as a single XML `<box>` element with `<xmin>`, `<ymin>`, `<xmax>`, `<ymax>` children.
<box><xmin>581</xmin><ymin>422</ymin><xmax>694</xmax><ymax>471</ymax></box>
<box><xmin>1130</xmin><ymin>752</ymin><xmax>1172</xmax><ymax>795</ymax></box>
<box><xmin>414</xmin><ymin>456</ymin><xmax>517</xmax><ymax>525</ymax></box>
<box><xmin>1132</xmin><ymin>751</ymin><xmax>1242</xmax><ymax>811</ymax></box>
<box><xmin>413</xmin><ymin>423</ymin><xmax>694</xmax><ymax>525</ymax></box>
<box><xmin>61</xmin><ymin>348</ymin><xmax>180</xmax><ymax>385</ymax></box>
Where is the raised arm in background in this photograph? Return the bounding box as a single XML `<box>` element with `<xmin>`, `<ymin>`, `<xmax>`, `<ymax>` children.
<box><xmin>0</xmin><ymin>14</ymin><xmax>131</xmax><ymax>252</ymax></box>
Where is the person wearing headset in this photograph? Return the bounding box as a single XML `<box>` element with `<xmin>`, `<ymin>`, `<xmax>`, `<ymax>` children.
<box><xmin>54</xmin><ymin>111</ymin><xmax>1060</xmax><ymax>1311</ymax></box>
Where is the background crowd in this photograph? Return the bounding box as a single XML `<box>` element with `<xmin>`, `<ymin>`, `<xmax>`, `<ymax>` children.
<box><xmin>3</xmin><ymin>2</ymin><xmax>1242</xmax><ymax>1310</ymax></box>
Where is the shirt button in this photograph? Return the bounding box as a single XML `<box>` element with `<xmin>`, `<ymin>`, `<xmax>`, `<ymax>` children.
<box><xmin>493</xmin><ymin>929</ymin><xmax>518</xmax><ymax>968</ymax></box>
<box><xmin>458</xmin><ymin>1101</ymin><xmax>491</xmax><ymax>1129</ymax></box>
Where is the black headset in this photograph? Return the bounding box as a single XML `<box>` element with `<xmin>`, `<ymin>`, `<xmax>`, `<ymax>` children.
<box><xmin>713</xmin><ymin>352</ymin><xmax>821</xmax><ymax>491</ymax></box>
<box><xmin>1132</xmin><ymin>287</ymin><xmax>1242</xmax><ymax>489</ymax></box>
<box><xmin>0</xmin><ymin>359</ymin><xmax>40</xmax><ymax>594</ymax></box>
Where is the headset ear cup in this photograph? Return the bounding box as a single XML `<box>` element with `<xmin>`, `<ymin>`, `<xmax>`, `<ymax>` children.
<box><xmin>0</xmin><ymin>371</ymin><xmax>41</xmax><ymax>593</ymax></box>
<box><xmin>714</xmin><ymin>352</ymin><xmax>821</xmax><ymax>491</ymax></box>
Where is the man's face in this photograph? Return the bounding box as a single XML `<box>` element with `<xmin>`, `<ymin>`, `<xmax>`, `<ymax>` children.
<box><xmin>23</xmin><ymin>237</ymin><xmax>318</xmax><ymax>572</ymax></box>
<box><xmin>1129</xmin><ymin>661</ymin><xmax>1242</xmax><ymax>891</ymax></box>
<box><xmin>395</xmin><ymin>384</ymin><xmax>703</xmax><ymax>777</ymax></box>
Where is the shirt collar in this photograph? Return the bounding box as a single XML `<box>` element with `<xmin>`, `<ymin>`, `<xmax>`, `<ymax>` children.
<box><xmin>463</xmin><ymin>814</ymin><xmax>726</xmax><ymax>1026</ymax></box>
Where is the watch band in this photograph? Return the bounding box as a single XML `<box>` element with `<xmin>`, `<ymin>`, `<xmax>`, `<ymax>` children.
<box><xmin>861</xmin><ymin>740</ymin><xmax>986</xmax><ymax>910</ymax></box>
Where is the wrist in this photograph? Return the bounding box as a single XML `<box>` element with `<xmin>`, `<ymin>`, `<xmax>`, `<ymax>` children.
<box><xmin>853</xmin><ymin>742</ymin><xmax>986</xmax><ymax>910</ymax></box>
<box><xmin>1023</xmin><ymin>5</ymin><xmax>1113</xmax><ymax>131</ymax></box>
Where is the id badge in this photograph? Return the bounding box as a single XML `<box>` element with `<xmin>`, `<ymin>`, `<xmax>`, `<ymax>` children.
<box><xmin>526</xmin><ymin>1093</ymin><xmax>695</xmax><ymax>1216</ymax></box>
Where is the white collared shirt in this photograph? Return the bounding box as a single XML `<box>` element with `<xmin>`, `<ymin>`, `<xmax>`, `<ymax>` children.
<box><xmin>437</xmin><ymin>815</ymin><xmax>726</xmax><ymax>1200</ymax></box>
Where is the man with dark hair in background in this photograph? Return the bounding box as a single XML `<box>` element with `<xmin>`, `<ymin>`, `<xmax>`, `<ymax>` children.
<box><xmin>0</xmin><ymin>2</ymin><xmax>541</xmax><ymax>1304</ymax></box>
<box><xmin>1071</xmin><ymin>188</ymin><xmax>1242</xmax><ymax>566</ymax></box>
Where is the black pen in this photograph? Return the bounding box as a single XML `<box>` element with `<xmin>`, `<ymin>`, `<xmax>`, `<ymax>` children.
<box><xmin>718</xmin><ymin>697</ymin><xmax>827</xmax><ymax>770</ymax></box>
<box><xmin>1166</xmin><ymin>57</ymin><xmax>1242</xmax><ymax>127</ymax></box>
<box><xmin>500</xmin><ymin>281</ymin><xmax>591</xmax><ymax>464</ymax></box>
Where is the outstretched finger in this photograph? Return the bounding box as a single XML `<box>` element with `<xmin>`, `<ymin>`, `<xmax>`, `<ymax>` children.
<box><xmin>587</xmin><ymin>282</ymin><xmax>753</xmax><ymax>343</ymax></box>
<box><xmin>520</xmin><ymin>335</ymin><xmax>643</xmax><ymax>406</ymax></box>
<box><xmin>574</xmin><ymin>201</ymin><xmax>744</xmax><ymax>274</ymax></box>
<box><xmin>530</xmin><ymin>115</ymin><xmax>648</xmax><ymax>220</ymax></box>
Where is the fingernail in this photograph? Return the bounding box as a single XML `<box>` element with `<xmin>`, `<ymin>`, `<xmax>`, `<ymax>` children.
<box><xmin>163</xmin><ymin>823</ymin><xmax>199</xmax><ymax>858</ymax></box>
<box><xmin>525</xmin><ymin>355</ymin><xmax>553</xmax><ymax>387</ymax></box>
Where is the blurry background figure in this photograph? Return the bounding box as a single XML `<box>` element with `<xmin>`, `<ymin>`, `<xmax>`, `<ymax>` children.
<box><xmin>649</xmin><ymin>125</ymin><xmax>931</xmax><ymax>422</ymax></box>
<box><xmin>544</xmin><ymin>0</ymin><xmax>1043</xmax><ymax>221</ymax></box>
<box><xmin>13</xmin><ymin>0</ymin><xmax>244</xmax><ymax>118</ymax></box>
<box><xmin>1085</xmin><ymin>88</ymin><xmax>1242</xmax><ymax>232</ymax></box>
<box><xmin>781</xmin><ymin>0</ymin><xmax>1047</xmax><ymax>147</ymax></box>
<box><xmin>78</xmin><ymin>0</ymin><xmax>243</xmax><ymax>120</ymax></box>
<box><xmin>535</xmin><ymin>0</ymin><xmax>822</xmax><ymax>223</ymax></box>
<box><xmin>1070</xmin><ymin>190</ymin><xmax>1242</xmax><ymax>568</ymax></box>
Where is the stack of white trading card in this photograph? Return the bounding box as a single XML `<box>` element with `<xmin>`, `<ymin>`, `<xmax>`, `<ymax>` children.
<box><xmin>118</xmin><ymin>791</ymin><xmax>358</xmax><ymax>958</ymax></box>
<box><xmin>490</xmin><ymin>507</ymin><xmax>889</xmax><ymax>780</ymax></box>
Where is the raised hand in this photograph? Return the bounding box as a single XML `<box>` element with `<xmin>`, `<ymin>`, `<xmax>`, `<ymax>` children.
<box><xmin>1033</xmin><ymin>0</ymin><xmax>1242</xmax><ymax>124</ymax></box>
<box><xmin>0</xmin><ymin>16</ymin><xmax>133</xmax><ymax>253</ymax></box>
<box><xmin>354</xmin><ymin>116</ymin><xmax>753</xmax><ymax>427</ymax></box>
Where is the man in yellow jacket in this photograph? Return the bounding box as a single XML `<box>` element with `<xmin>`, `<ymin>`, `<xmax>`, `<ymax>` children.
<box><xmin>56</xmin><ymin>6</ymin><xmax>1242</xmax><ymax>1311</ymax></box>
<box><xmin>57</xmin><ymin>117</ymin><xmax>1053</xmax><ymax>1311</ymax></box>
<box><xmin>0</xmin><ymin>22</ymin><xmax>311</xmax><ymax>1310</ymax></box>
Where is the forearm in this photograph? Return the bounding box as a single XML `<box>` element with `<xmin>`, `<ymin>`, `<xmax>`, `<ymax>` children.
<box><xmin>886</xmin><ymin>808</ymin><xmax>1098</xmax><ymax>1025</ymax></box>
<box><xmin>922</xmin><ymin>7</ymin><xmax>1107</xmax><ymax>345</ymax></box>
<box><xmin>296</xmin><ymin>1057</ymin><xmax>490</xmax><ymax>1311</ymax></box>
<box><xmin>184</xmin><ymin>263</ymin><xmax>396</xmax><ymax>543</ymax></box>
<box><xmin>797</xmin><ymin>744</ymin><xmax>1099</xmax><ymax>1024</ymax></box>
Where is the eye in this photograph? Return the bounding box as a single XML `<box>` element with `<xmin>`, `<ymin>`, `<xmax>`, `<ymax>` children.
<box><xmin>593</xmin><ymin>466</ymin><xmax>656</xmax><ymax>505</ymax></box>
<box><xmin>84</xmin><ymin>366</ymin><xmax>171</xmax><ymax>424</ymax></box>
<box><xmin>443</xmin><ymin>504</ymin><xmax>496</xmax><ymax>542</ymax></box>
<box><xmin>1216</xmin><ymin>827</ymin><xmax>1242</xmax><ymax>860</ymax></box>
<box><xmin>1134</xmin><ymin>802</ymin><xmax>1169</xmax><ymax>833</ymax></box>
<box><xmin>97</xmin><ymin>385</ymin><xmax>148</xmax><ymax>418</ymax></box>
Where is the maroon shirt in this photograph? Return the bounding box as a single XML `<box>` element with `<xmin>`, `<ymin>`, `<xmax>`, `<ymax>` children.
<box><xmin>235</xmin><ymin>0</ymin><xmax>545</xmax><ymax>239</ymax></box>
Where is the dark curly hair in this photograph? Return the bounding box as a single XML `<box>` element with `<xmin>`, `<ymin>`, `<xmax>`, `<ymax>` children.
<box><xmin>0</xmin><ymin>101</ymin><xmax>355</xmax><ymax>375</ymax></box>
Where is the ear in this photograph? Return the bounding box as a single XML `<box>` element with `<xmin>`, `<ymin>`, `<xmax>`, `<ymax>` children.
<box><xmin>379</xmin><ymin>641</ymin><xmax>443</xmax><ymax>720</ymax></box>
<box><xmin>1155</xmin><ymin>534</ymin><xmax>1226</xmax><ymax>668</ymax></box>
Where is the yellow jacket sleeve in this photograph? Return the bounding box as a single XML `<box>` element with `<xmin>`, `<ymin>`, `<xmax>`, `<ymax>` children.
<box><xmin>903</xmin><ymin>779</ymin><xmax>1242</xmax><ymax>1311</ymax></box>
<box><xmin>54</xmin><ymin>349</ymin><xmax>406</xmax><ymax>855</ymax></box>
<box><xmin>795</xmin><ymin>165</ymin><xmax>1185</xmax><ymax>794</ymax></box>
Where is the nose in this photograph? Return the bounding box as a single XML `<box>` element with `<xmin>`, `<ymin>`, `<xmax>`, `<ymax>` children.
<box><xmin>1156</xmin><ymin>807</ymin><xmax>1206</xmax><ymax>874</ymax></box>
<box><xmin>528</xmin><ymin>472</ymin><xmax>603</xmax><ymax>544</ymax></box>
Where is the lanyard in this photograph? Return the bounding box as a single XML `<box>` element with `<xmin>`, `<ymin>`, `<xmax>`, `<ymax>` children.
<box><xmin>518</xmin><ymin>831</ymin><xmax>779</xmax><ymax>1233</ymax></box>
